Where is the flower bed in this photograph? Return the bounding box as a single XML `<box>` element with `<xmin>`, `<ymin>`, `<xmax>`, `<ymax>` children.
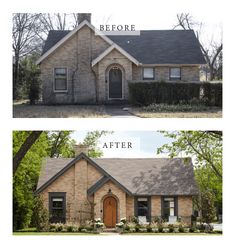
<box><xmin>48</xmin><ymin>219</ymin><xmax>105</xmax><ymax>233</ymax></box>
<box><xmin>115</xmin><ymin>218</ymin><xmax>221</xmax><ymax>234</ymax></box>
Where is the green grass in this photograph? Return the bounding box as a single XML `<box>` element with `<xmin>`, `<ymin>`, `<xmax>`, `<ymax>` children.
<box><xmin>13</xmin><ymin>227</ymin><xmax>99</xmax><ymax>235</ymax></box>
<box><xmin>13</xmin><ymin>232</ymin><xmax>99</xmax><ymax>235</ymax></box>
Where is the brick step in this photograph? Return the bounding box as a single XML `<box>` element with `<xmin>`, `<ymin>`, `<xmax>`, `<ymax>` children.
<box><xmin>103</xmin><ymin>228</ymin><xmax>117</xmax><ymax>233</ymax></box>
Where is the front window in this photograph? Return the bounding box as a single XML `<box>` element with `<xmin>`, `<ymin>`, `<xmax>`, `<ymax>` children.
<box><xmin>169</xmin><ymin>68</ymin><xmax>181</xmax><ymax>80</ymax></box>
<box><xmin>143</xmin><ymin>68</ymin><xmax>154</xmax><ymax>80</ymax></box>
<box><xmin>49</xmin><ymin>193</ymin><xmax>66</xmax><ymax>223</ymax></box>
<box><xmin>136</xmin><ymin>197</ymin><xmax>150</xmax><ymax>222</ymax></box>
<box><xmin>163</xmin><ymin>197</ymin><xmax>175</xmax><ymax>219</ymax></box>
<box><xmin>54</xmin><ymin>68</ymin><xmax>67</xmax><ymax>91</ymax></box>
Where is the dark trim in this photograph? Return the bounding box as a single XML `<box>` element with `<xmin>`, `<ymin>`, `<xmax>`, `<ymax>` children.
<box><xmin>174</xmin><ymin>196</ymin><xmax>178</xmax><ymax>217</ymax></box>
<box><xmin>87</xmin><ymin>176</ymin><xmax>110</xmax><ymax>195</ymax></box>
<box><xmin>134</xmin><ymin>196</ymin><xmax>151</xmax><ymax>222</ymax></box>
<box><xmin>35</xmin><ymin>153</ymin><xmax>132</xmax><ymax>195</ymax></box>
<box><xmin>142</xmin><ymin>67</ymin><xmax>155</xmax><ymax>80</ymax></box>
<box><xmin>169</xmin><ymin>67</ymin><xmax>181</xmax><ymax>80</ymax></box>
<box><xmin>161</xmin><ymin>196</ymin><xmax>178</xmax><ymax>218</ymax></box>
<box><xmin>49</xmin><ymin>192</ymin><xmax>66</xmax><ymax>223</ymax></box>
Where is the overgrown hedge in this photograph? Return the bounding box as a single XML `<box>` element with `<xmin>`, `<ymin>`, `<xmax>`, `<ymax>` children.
<box><xmin>128</xmin><ymin>82</ymin><xmax>222</xmax><ymax>107</ymax></box>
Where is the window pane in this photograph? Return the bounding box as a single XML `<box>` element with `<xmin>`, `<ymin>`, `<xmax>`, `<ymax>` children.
<box><xmin>170</xmin><ymin>68</ymin><xmax>180</xmax><ymax>78</ymax></box>
<box><xmin>52</xmin><ymin>197</ymin><xmax>63</xmax><ymax>208</ymax></box>
<box><xmin>164</xmin><ymin>197</ymin><xmax>175</xmax><ymax>218</ymax></box>
<box><xmin>55</xmin><ymin>68</ymin><xmax>66</xmax><ymax>76</ymax></box>
<box><xmin>55</xmin><ymin>78</ymin><xmax>67</xmax><ymax>90</ymax></box>
<box><xmin>137</xmin><ymin>200</ymin><xmax>148</xmax><ymax>216</ymax></box>
<box><xmin>143</xmin><ymin>68</ymin><xmax>154</xmax><ymax>79</ymax></box>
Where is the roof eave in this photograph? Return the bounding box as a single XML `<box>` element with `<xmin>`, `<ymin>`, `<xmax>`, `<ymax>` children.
<box><xmin>36</xmin><ymin>20</ymin><xmax>114</xmax><ymax>65</ymax></box>
<box><xmin>91</xmin><ymin>43</ymin><xmax>140</xmax><ymax>67</ymax></box>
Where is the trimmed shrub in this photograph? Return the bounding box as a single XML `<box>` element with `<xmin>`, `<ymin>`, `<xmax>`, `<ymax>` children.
<box><xmin>128</xmin><ymin>82</ymin><xmax>222</xmax><ymax>107</ymax></box>
<box><xmin>168</xmin><ymin>224</ymin><xmax>174</xmax><ymax>233</ymax></box>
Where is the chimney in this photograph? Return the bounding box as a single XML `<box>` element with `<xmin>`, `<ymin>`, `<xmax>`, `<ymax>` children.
<box><xmin>78</xmin><ymin>13</ymin><xmax>91</xmax><ymax>24</ymax></box>
<box><xmin>74</xmin><ymin>144</ymin><xmax>89</xmax><ymax>156</ymax></box>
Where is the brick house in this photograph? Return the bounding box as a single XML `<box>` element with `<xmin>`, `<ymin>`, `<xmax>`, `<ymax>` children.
<box><xmin>36</xmin><ymin>14</ymin><xmax>205</xmax><ymax>104</ymax></box>
<box><xmin>35</xmin><ymin>145</ymin><xmax>198</xmax><ymax>227</ymax></box>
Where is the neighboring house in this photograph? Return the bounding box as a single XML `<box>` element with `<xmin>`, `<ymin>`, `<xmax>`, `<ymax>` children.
<box><xmin>36</xmin><ymin>14</ymin><xmax>206</xmax><ymax>104</ymax></box>
<box><xmin>35</xmin><ymin>145</ymin><xmax>198</xmax><ymax>227</ymax></box>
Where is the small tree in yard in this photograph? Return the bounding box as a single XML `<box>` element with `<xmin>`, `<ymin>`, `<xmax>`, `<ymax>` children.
<box><xmin>32</xmin><ymin>196</ymin><xmax>49</xmax><ymax>232</ymax></box>
<box><xmin>19</xmin><ymin>56</ymin><xmax>41</xmax><ymax>104</ymax></box>
<box><xmin>201</xmin><ymin>191</ymin><xmax>216</xmax><ymax>227</ymax></box>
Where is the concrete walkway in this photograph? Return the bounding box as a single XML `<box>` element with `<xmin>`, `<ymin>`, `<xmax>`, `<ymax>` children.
<box><xmin>104</xmin><ymin>106</ymin><xmax>139</xmax><ymax>118</ymax></box>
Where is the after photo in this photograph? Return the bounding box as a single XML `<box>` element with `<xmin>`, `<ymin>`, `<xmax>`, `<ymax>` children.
<box><xmin>13</xmin><ymin>130</ymin><xmax>222</xmax><ymax>235</ymax></box>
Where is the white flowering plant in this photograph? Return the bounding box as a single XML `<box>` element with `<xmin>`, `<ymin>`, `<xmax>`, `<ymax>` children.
<box><xmin>120</xmin><ymin>217</ymin><xmax>127</xmax><ymax>224</ymax></box>
<box><xmin>116</xmin><ymin>222</ymin><xmax>124</xmax><ymax>228</ymax></box>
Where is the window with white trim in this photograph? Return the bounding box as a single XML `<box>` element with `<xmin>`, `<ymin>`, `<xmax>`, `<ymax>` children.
<box><xmin>143</xmin><ymin>68</ymin><xmax>154</xmax><ymax>80</ymax></box>
<box><xmin>169</xmin><ymin>68</ymin><xmax>181</xmax><ymax>80</ymax></box>
<box><xmin>163</xmin><ymin>197</ymin><xmax>175</xmax><ymax>218</ymax></box>
<box><xmin>54</xmin><ymin>68</ymin><xmax>67</xmax><ymax>91</ymax></box>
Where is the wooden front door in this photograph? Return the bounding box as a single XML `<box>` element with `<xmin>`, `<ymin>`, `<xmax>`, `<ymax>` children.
<box><xmin>109</xmin><ymin>67</ymin><xmax>122</xmax><ymax>99</ymax></box>
<box><xmin>103</xmin><ymin>196</ymin><xmax>117</xmax><ymax>228</ymax></box>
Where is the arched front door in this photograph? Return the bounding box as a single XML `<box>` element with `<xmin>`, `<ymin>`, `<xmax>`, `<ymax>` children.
<box><xmin>103</xmin><ymin>196</ymin><xmax>117</xmax><ymax>228</ymax></box>
<box><xmin>109</xmin><ymin>67</ymin><xmax>123</xmax><ymax>99</ymax></box>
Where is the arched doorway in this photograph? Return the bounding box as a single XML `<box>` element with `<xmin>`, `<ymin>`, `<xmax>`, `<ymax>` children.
<box><xmin>103</xmin><ymin>196</ymin><xmax>117</xmax><ymax>228</ymax></box>
<box><xmin>108</xmin><ymin>66</ymin><xmax>123</xmax><ymax>99</ymax></box>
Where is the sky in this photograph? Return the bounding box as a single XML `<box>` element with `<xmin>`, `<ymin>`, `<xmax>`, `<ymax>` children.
<box><xmin>71</xmin><ymin>131</ymin><xmax>174</xmax><ymax>158</ymax></box>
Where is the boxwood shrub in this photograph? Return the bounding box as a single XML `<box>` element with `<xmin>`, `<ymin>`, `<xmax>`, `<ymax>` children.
<box><xmin>128</xmin><ymin>82</ymin><xmax>222</xmax><ymax>107</ymax></box>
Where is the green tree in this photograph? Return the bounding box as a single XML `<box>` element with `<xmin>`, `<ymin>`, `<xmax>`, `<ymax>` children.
<box><xmin>81</xmin><ymin>131</ymin><xmax>112</xmax><ymax>158</ymax></box>
<box><xmin>201</xmin><ymin>191</ymin><xmax>216</xmax><ymax>225</ymax></box>
<box><xmin>48</xmin><ymin>131</ymin><xmax>75</xmax><ymax>158</ymax></box>
<box><xmin>157</xmin><ymin>131</ymin><xmax>222</xmax><ymax>218</ymax></box>
<box><xmin>13</xmin><ymin>131</ymin><xmax>49</xmax><ymax>230</ymax></box>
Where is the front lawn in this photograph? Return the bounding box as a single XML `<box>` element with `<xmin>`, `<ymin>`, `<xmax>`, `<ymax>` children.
<box><xmin>129</xmin><ymin>104</ymin><xmax>222</xmax><ymax>118</ymax></box>
<box><xmin>13</xmin><ymin>104</ymin><xmax>109</xmax><ymax>118</ymax></box>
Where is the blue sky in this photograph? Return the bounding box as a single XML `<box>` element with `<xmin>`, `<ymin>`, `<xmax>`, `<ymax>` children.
<box><xmin>71</xmin><ymin>131</ymin><xmax>173</xmax><ymax>158</ymax></box>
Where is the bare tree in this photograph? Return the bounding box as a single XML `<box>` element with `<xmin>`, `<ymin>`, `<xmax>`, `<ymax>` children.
<box><xmin>174</xmin><ymin>13</ymin><xmax>222</xmax><ymax>81</ymax></box>
<box><xmin>12</xmin><ymin>13</ymin><xmax>42</xmax><ymax>99</ymax></box>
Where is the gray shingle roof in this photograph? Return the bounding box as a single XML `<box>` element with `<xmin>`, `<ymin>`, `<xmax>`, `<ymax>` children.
<box><xmin>41</xmin><ymin>29</ymin><xmax>205</xmax><ymax>64</ymax></box>
<box><xmin>37</xmin><ymin>156</ymin><xmax>198</xmax><ymax>196</ymax></box>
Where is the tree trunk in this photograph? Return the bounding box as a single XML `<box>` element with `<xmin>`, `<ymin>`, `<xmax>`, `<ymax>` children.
<box><xmin>13</xmin><ymin>131</ymin><xmax>42</xmax><ymax>175</ymax></box>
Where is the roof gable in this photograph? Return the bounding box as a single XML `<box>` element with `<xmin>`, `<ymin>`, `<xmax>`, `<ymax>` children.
<box><xmin>35</xmin><ymin>153</ymin><xmax>132</xmax><ymax>195</ymax></box>
<box><xmin>92</xmin><ymin>44</ymin><xmax>139</xmax><ymax>66</ymax></box>
<box><xmin>36</xmin><ymin>20</ymin><xmax>114</xmax><ymax>65</ymax></box>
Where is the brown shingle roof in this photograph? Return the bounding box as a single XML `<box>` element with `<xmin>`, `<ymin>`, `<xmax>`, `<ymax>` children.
<box><xmin>36</xmin><ymin>155</ymin><xmax>198</xmax><ymax>195</ymax></box>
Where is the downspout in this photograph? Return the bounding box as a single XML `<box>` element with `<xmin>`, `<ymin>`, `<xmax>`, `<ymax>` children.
<box><xmin>90</xmin><ymin>29</ymin><xmax>99</xmax><ymax>104</ymax></box>
<box><xmin>71</xmin><ymin>32</ymin><xmax>79</xmax><ymax>104</ymax></box>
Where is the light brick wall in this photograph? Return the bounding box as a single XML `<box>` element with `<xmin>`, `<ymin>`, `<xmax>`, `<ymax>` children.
<box><xmin>130</xmin><ymin>66</ymin><xmax>200</xmax><ymax>82</ymax></box>
<box><xmin>93</xmin><ymin>180</ymin><xmax>126</xmax><ymax>222</ymax></box>
<box><xmin>151</xmin><ymin>196</ymin><xmax>161</xmax><ymax>216</ymax></box>
<box><xmin>40</xmin><ymin>25</ymin><xmax>109</xmax><ymax>104</ymax></box>
<box><xmin>40</xmin><ymin>165</ymin><xmax>76</xmax><ymax>221</ymax></box>
<box><xmin>40</xmin><ymin>159</ymin><xmax>103</xmax><ymax>222</ymax></box>
<box><xmin>178</xmin><ymin>196</ymin><xmax>193</xmax><ymax>224</ymax></box>
<box><xmin>126</xmin><ymin>195</ymin><xmax>134</xmax><ymax>220</ymax></box>
<box><xmin>181</xmin><ymin>66</ymin><xmax>199</xmax><ymax>81</ymax></box>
